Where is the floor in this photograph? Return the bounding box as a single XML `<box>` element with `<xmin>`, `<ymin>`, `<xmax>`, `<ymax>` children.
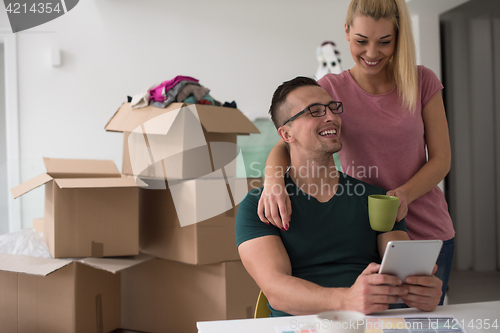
<box><xmin>446</xmin><ymin>268</ymin><xmax>500</xmax><ymax>304</ymax></box>
<box><xmin>113</xmin><ymin>269</ymin><xmax>500</xmax><ymax>333</ymax></box>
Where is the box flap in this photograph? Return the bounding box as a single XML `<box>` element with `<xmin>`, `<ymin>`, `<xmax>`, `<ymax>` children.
<box><xmin>78</xmin><ymin>254</ymin><xmax>154</xmax><ymax>274</ymax></box>
<box><xmin>10</xmin><ymin>173</ymin><xmax>53</xmax><ymax>199</ymax></box>
<box><xmin>196</xmin><ymin>104</ymin><xmax>260</xmax><ymax>135</ymax></box>
<box><xmin>105</xmin><ymin>102</ymin><xmax>185</xmax><ymax>133</ymax></box>
<box><xmin>105</xmin><ymin>102</ymin><xmax>260</xmax><ymax>135</ymax></box>
<box><xmin>32</xmin><ymin>218</ymin><xmax>44</xmax><ymax>234</ymax></box>
<box><xmin>43</xmin><ymin>157</ymin><xmax>121</xmax><ymax>178</ymax></box>
<box><xmin>0</xmin><ymin>253</ymin><xmax>72</xmax><ymax>276</ymax></box>
<box><xmin>104</xmin><ymin>102</ymin><xmax>128</xmax><ymax>132</ymax></box>
<box><xmin>54</xmin><ymin>177</ymin><xmax>138</xmax><ymax>189</ymax></box>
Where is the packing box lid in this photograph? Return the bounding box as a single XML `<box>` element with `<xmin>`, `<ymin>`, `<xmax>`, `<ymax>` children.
<box><xmin>105</xmin><ymin>102</ymin><xmax>260</xmax><ymax>135</ymax></box>
<box><xmin>0</xmin><ymin>253</ymin><xmax>153</xmax><ymax>276</ymax></box>
<box><xmin>10</xmin><ymin>173</ymin><xmax>53</xmax><ymax>199</ymax></box>
<box><xmin>78</xmin><ymin>255</ymin><xmax>152</xmax><ymax>274</ymax></box>
<box><xmin>10</xmin><ymin>158</ymin><xmax>128</xmax><ymax>199</ymax></box>
<box><xmin>54</xmin><ymin>177</ymin><xmax>138</xmax><ymax>189</ymax></box>
<box><xmin>0</xmin><ymin>253</ymin><xmax>72</xmax><ymax>276</ymax></box>
<box><xmin>43</xmin><ymin>157</ymin><xmax>121</xmax><ymax>178</ymax></box>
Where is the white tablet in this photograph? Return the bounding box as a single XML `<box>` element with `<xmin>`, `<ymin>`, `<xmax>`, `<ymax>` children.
<box><xmin>379</xmin><ymin>240</ymin><xmax>443</xmax><ymax>281</ymax></box>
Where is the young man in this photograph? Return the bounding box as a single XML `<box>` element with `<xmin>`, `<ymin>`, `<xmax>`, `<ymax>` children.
<box><xmin>235</xmin><ymin>77</ymin><xmax>442</xmax><ymax>316</ymax></box>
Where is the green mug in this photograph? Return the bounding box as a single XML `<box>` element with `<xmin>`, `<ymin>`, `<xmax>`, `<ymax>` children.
<box><xmin>368</xmin><ymin>195</ymin><xmax>400</xmax><ymax>232</ymax></box>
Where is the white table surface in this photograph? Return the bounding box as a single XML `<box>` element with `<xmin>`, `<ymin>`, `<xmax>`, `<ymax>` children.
<box><xmin>197</xmin><ymin>300</ymin><xmax>500</xmax><ymax>333</ymax></box>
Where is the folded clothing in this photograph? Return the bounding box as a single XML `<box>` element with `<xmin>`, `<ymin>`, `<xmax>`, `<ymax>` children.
<box><xmin>149</xmin><ymin>75</ymin><xmax>199</xmax><ymax>103</ymax></box>
<box><xmin>184</xmin><ymin>93</ymin><xmax>215</xmax><ymax>105</ymax></box>
<box><xmin>131</xmin><ymin>82</ymin><xmax>160</xmax><ymax>109</ymax></box>
<box><xmin>176</xmin><ymin>84</ymin><xmax>210</xmax><ymax>103</ymax></box>
<box><xmin>223</xmin><ymin>101</ymin><xmax>237</xmax><ymax>108</ymax></box>
<box><xmin>150</xmin><ymin>81</ymin><xmax>200</xmax><ymax>108</ymax></box>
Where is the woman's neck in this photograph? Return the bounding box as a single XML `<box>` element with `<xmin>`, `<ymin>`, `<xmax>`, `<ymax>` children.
<box><xmin>349</xmin><ymin>65</ymin><xmax>395</xmax><ymax>95</ymax></box>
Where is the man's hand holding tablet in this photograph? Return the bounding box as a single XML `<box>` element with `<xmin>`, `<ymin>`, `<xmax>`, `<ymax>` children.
<box><xmin>379</xmin><ymin>240</ymin><xmax>444</xmax><ymax>311</ymax></box>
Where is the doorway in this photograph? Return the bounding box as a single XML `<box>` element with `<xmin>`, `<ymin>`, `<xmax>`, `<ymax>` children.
<box><xmin>441</xmin><ymin>0</ymin><xmax>500</xmax><ymax>271</ymax></box>
<box><xmin>0</xmin><ymin>42</ymin><xmax>7</xmax><ymax>234</ymax></box>
<box><xmin>0</xmin><ymin>32</ymin><xmax>21</xmax><ymax>234</ymax></box>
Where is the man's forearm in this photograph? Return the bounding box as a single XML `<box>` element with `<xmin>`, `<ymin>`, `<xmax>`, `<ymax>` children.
<box><xmin>264</xmin><ymin>274</ymin><xmax>347</xmax><ymax>315</ymax></box>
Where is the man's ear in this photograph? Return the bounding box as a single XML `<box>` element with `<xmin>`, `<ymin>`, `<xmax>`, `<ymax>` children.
<box><xmin>345</xmin><ymin>23</ymin><xmax>350</xmax><ymax>41</ymax></box>
<box><xmin>278</xmin><ymin>126</ymin><xmax>294</xmax><ymax>144</ymax></box>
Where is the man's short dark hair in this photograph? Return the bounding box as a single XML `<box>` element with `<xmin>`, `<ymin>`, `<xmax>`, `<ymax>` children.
<box><xmin>269</xmin><ymin>76</ymin><xmax>320</xmax><ymax>129</ymax></box>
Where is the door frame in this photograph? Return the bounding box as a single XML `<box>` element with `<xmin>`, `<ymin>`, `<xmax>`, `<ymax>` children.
<box><xmin>0</xmin><ymin>30</ymin><xmax>21</xmax><ymax>232</ymax></box>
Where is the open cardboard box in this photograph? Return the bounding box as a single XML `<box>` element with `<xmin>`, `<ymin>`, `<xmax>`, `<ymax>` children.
<box><xmin>121</xmin><ymin>258</ymin><xmax>260</xmax><ymax>333</ymax></box>
<box><xmin>139</xmin><ymin>177</ymin><xmax>262</xmax><ymax>265</ymax></box>
<box><xmin>10</xmin><ymin>158</ymin><xmax>140</xmax><ymax>258</ymax></box>
<box><xmin>0</xmin><ymin>253</ymin><xmax>152</xmax><ymax>333</ymax></box>
<box><xmin>32</xmin><ymin>218</ymin><xmax>44</xmax><ymax>234</ymax></box>
<box><xmin>105</xmin><ymin>102</ymin><xmax>259</xmax><ymax>180</ymax></box>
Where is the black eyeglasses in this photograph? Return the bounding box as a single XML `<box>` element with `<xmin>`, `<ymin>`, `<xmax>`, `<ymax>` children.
<box><xmin>282</xmin><ymin>101</ymin><xmax>343</xmax><ymax>127</ymax></box>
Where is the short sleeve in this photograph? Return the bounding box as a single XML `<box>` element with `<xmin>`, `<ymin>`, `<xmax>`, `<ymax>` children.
<box><xmin>419</xmin><ymin>66</ymin><xmax>443</xmax><ymax>108</ymax></box>
<box><xmin>390</xmin><ymin>218</ymin><xmax>407</xmax><ymax>233</ymax></box>
<box><xmin>235</xmin><ymin>188</ymin><xmax>280</xmax><ymax>247</ymax></box>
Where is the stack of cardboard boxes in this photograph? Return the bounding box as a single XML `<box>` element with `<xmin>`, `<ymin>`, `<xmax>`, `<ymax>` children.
<box><xmin>2</xmin><ymin>158</ymin><xmax>149</xmax><ymax>332</ymax></box>
<box><xmin>0</xmin><ymin>102</ymin><xmax>262</xmax><ymax>332</ymax></box>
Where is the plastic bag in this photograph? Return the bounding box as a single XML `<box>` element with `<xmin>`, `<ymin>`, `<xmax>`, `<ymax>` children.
<box><xmin>0</xmin><ymin>228</ymin><xmax>52</xmax><ymax>258</ymax></box>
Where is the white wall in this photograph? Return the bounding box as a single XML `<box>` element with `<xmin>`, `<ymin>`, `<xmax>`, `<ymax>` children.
<box><xmin>0</xmin><ymin>0</ymin><xmax>472</xmax><ymax>230</ymax></box>
<box><xmin>0</xmin><ymin>43</ymin><xmax>7</xmax><ymax>235</ymax></box>
<box><xmin>0</xmin><ymin>0</ymin><xmax>354</xmax><ymax>229</ymax></box>
<box><xmin>407</xmin><ymin>0</ymin><xmax>470</xmax><ymax>79</ymax></box>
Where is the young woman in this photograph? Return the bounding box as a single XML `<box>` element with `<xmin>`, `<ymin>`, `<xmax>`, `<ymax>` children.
<box><xmin>257</xmin><ymin>0</ymin><xmax>454</xmax><ymax>305</ymax></box>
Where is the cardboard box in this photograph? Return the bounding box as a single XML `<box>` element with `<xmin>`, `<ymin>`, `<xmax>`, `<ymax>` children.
<box><xmin>139</xmin><ymin>177</ymin><xmax>262</xmax><ymax>265</ymax></box>
<box><xmin>10</xmin><ymin>158</ymin><xmax>140</xmax><ymax>258</ymax></box>
<box><xmin>121</xmin><ymin>258</ymin><xmax>260</xmax><ymax>333</ymax></box>
<box><xmin>105</xmin><ymin>102</ymin><xmax>259</xmax><ymax>180</ymax></box>
<box><xmin>0</xmin><ymin>253</ymin><xmax>151</xmax><ymax>333</ymax></box>
<box><xmin>32</xmin><ymin>218</ymin><xmax>44</xmax><ymax>234</ymax></box>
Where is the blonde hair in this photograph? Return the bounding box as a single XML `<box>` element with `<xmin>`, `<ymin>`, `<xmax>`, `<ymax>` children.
<box><xmin>346</xmin><ymin>0</ymin><xmax>417</xmax><ymax>111</ymax></box>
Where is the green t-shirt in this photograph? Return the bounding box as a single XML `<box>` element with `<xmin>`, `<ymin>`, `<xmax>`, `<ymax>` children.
<box><xmin>235</xmin><ymin>172</ymin><xmax>406</xmax><ymax>317</ymax></box>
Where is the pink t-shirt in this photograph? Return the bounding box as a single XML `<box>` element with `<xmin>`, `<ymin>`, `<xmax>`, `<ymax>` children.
<box><xmin>318</xmin><ymin>66</ymin><xmax>455</xmax><ymax>241</ymax></box>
